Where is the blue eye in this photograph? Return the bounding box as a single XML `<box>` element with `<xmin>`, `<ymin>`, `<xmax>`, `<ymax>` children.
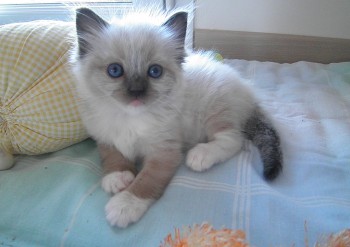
<box><xmin>148</xmin><ymin>64</ymin><xmax>163</xmax><ymax>78</ymax></box>
<box><xmin>107</xmin><ymin>63</ymin><xmax>124</xmax><ymax>78</ymax></box>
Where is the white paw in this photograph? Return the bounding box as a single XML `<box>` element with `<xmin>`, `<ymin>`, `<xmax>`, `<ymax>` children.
<box><xmin>105</xmin><ymin>191</ymin><xmax>153</xmax><ymax>228</ymax></box>
<box><xmin>0</xmin><ymin>150</ymin><xmax>14</xmax><ymax>170</ymax></box>
<box><xmin>101</xmin><ymin>171</ymin><xmax>135</xmax><ymax>194</ymax></box>
<box><xmin>186</xmin><ymin>144</ymin><xmax>216</xmax><ymax>172</ymax></box>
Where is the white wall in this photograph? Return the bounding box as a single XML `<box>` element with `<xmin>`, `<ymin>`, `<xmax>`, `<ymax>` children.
<box><xmin>195</xmin><ymin>0</ymin><xmax>350</xmax><ymax>39</ymax></box>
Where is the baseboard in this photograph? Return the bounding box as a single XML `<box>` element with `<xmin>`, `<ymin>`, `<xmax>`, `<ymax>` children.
<box><xmin>194</xmin><ymin>29</ymin><xmax>350</xmax><ymax>64</ymax></box>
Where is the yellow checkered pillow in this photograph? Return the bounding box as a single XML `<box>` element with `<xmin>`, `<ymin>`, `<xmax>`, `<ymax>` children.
<box><xmin>0</xmin><ymin>21</ymin><xmax>88</xmax><ymax>158</ymax></box>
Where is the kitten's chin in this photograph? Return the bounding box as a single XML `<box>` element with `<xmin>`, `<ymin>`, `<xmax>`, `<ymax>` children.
<box><xmin>125</xmin><ymin>99</ymin><xmax>147</xmax><ymax>114</ymax></box>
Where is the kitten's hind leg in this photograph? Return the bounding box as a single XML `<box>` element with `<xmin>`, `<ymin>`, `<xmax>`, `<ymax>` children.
<box><xmin>186</xmin><ymin>131</ymin><xmax>244</xmax><ymax>172</ymax></box>
<box><xmin>98</xmin><ymin>144</ymin><xmax>136</xmax><ymax>194</ymax></box>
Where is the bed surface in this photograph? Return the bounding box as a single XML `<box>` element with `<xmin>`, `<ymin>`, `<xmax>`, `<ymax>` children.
<box><xmin>1</xmin><ymin>60</ymin><xmax>349</xmax><ymax>246</ymax></box>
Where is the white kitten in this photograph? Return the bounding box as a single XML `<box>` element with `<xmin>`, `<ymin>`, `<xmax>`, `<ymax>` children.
<box><xmin>72</xmin><ymin>8</ymin><xmax>282</xmax><ymax>228</ymax></box>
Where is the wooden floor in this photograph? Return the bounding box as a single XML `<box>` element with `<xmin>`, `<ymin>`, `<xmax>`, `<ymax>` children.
<box><xmin>194</xmin><ymin>29</ymin><xmax>350</xmax><ymax>64</ymax></box>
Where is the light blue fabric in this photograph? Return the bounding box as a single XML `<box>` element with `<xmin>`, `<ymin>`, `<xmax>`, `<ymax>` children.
<box><xmin>0</xmin><ymin>61</ymin><xmax>349</xmax><ymax>247</ymax></box>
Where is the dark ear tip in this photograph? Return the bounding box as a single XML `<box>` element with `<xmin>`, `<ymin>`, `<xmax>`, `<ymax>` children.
<box><xmin>169</xmin><ymin>11</ymin><xmax>188</xmax><ymax>23</ymax></box>
<box><xmin>163</xmin><ymin>11</ymin><xmax>188</xmax><ymax>33</ymax></box>
<box><xmin>75</xmin><ymin>7</ymin><xmax>108</xmax><ymax>30</ymax></box>
<box><xmin>76</xmin><ymin>7</ymin><xmax>93</xmax><ymax>18</ymax></box>
<box><xmin>176</xmin><ymin>11</ymin><xmax>188</xmax><ymax>19</ymax></box>
<box><xmin>76</xmin><ymin>7</ymin><xmax>91</xmax><ymax>14</ymax></box>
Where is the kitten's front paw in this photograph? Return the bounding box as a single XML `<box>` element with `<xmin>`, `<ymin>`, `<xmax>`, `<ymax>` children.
<box><xmin>0</xmin><ymin>150</ymin><xmax>14</xmax><ymax>170</ymax></box>
<box><xmin>105</xmin><ymin>191</ymin><xmax>153</xmax><ymax>228</ymax></box>
<box><xmin>101</xmin><ymin>171</ymin><xmax>135</xmax><ymax>194</ymax></box>
<box><xmin>186</xmin><ymin>144</ymin><xmax>216</xmax><ymax>172</ymax></box>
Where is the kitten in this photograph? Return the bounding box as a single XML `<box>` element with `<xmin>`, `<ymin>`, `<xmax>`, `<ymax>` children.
<box><xmin>72</xmin><ymin>8</ymin><xmax>282</xmax><ymax>228</ymax></box>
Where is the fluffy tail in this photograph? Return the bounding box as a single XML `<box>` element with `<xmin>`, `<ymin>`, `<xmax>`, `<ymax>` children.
<box><xmin>243</xmin><ymin>109</ymin><xmax>283</xmax><ymax>180</ymax></box>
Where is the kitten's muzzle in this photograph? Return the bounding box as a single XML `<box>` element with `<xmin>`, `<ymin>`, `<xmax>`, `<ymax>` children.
<box><xmin>125</xmin><ymin>78</ymin><xmax>148</xmax><ymax>98</ymax></box>
<box><xmin>127</xmin><ymin>87</ymin><xmax>146</xmax><ymax>97</ymax></box>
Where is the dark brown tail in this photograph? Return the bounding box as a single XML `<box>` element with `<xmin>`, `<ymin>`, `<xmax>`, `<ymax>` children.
<box><xmin>243</xmin><ymin>109</ymin><xmax>283</xmax><ymax>180</ymax></box>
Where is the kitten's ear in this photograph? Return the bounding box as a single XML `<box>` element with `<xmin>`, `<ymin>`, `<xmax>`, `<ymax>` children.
<box><xmin>163</xmin><ymin>12</ymin><xmax>188</xmax><ymax>63</ymax></box>
<box><xmin>76</xmin><ymin>8</ymin><xmax>109</xmax><ymax>57</ymax></box>
<box><xmin>163</xmin><ymin>12</ymin><xmax>188</xmax><ymax>41</ymax></box>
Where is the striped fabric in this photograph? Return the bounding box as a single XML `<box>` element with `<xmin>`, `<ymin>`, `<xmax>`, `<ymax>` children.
<box><xmin>0</xmin><ymin>21</ymin><xmax>88</xmax><ymax>155</ymax></box>
<box><xmin>0</xmin><ymin>60</ymin><xmax>349</xmax><ymax>247</ymax></box>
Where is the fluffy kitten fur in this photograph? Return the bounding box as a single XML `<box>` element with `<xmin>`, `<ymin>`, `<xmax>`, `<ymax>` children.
<box><xmin>72</xmin><ymin>8</ymin><xmax>282</xmax><ymax>228</ymax></box>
